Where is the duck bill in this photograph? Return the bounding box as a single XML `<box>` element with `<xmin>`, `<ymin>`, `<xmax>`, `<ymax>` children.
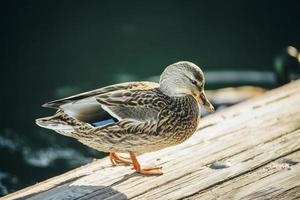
<box><xmin>200</xmin><ymin>91</ymin><xmax>215</xmax><ymax>113</ymax></box>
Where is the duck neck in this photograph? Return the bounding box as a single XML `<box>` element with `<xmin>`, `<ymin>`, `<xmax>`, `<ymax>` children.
<box><xmin>159</xmin><ymin>85</ymin><xmax>185</xmax><ymax>97</ymax></box>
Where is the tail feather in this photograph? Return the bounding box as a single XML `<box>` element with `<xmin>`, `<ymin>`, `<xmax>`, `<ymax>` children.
<box><xmin>36</xmin><ymin>115</ymin><xmax>76</xmax><ymax>136</ymax></box>
<box><xmin>36</xmin><ymin>110</ymin><xmax>105</xmax><ymax>139</ymax></box>
<box><xmin>36</xmin><ymin>117</ymin><xmax>75</xmax><ymax>131</ymax></box>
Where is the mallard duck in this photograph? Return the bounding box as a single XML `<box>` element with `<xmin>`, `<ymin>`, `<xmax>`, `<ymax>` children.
<box><xmin>36</xmin><ymin>61</ymin><xmax>214</xmax><ymax>175</ymax></box>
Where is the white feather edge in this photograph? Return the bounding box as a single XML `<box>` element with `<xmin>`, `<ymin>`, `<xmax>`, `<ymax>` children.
<box><xmin>100</xmin><ymin>104</ymin><xmax>122</xmax><ymax>121</ymax></box>
<box><xmin>36</xmin><ymin>121</ymin><xmax>75</xmax><ymax>132</ymax></box>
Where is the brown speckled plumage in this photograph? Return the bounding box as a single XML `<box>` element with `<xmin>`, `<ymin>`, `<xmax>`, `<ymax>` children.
<box><xmin>36</xmin><ymin>61</ymin><xmax>214</xmax><ymax>175</ymax></box>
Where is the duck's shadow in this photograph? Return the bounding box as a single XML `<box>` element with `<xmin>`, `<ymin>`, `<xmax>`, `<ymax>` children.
<box><xmin>23</xmin><ymin>172</ymin><xmax>153</xmax><ymax>200</ymax></box>
<box><xmin>27</xmin><ymin>185</ymin><xmax>127</xmax><ymax>200</ymax></box>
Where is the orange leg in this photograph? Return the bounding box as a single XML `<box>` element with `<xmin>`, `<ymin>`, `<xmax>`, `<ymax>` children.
<box><xmin>109</xmin><ymin>152</ymin><xmax>132</xmax><ymax>165</ymax></box>
<box><xmin>129</xmin><ymin>152</ymin><xmax>163</xmax><ymax>175</ymax></box>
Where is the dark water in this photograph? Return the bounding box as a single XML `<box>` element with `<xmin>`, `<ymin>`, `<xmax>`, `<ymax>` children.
<box><xmin>0</xmin><ymin>0</ymin><xmax>300</xmax><ymax>196</ymax></box>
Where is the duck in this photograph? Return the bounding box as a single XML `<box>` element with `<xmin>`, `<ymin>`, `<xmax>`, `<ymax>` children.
<box><xmin>36</xmin><ymin>61</ymin><xmax>214</xmax><ymax>175</ymax></box>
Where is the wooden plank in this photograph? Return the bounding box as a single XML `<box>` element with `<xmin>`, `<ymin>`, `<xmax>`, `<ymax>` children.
<box><xmin>134</xmin><ymin>130</ymin><xmax>300</xmax><ymax>200</ymax></box>
<box><xmin>188</xmin><ymin>151</ymin><xmax>300</xmax><ymax>200</ymax></box>
<box><xmin>2</xmin><ymin>80</ymin><xmax>300</xmax><ymax>200</ymax></box>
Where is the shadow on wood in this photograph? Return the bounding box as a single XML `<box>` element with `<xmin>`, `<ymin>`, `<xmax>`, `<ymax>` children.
<box><xmin>27</xmin><ymin>185</ymin><xmax>127</xmax><ymax>200</ymax></box>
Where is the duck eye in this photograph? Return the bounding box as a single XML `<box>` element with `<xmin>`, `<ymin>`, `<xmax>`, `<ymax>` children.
<box><xmin>191</xmin><ymin>80</ymin><xmax>197</xmax><ymax>85</ymax></box>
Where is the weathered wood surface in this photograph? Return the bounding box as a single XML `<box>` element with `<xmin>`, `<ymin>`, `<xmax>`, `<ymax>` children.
<box><xmin>3</xmin><ymin>80</ymin><xmax>300</xmax><ymax>200</ymax></box>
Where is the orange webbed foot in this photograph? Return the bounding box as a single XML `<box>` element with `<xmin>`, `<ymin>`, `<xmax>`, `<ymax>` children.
<box><xmin>110</xmin><ymin>152</ymin><xmax>132</xmax><ymax>165</ymax></box>
<box><xmin>129</xmin><ymin>152</ymin><xmax>163</xmax><ymax>175</ymax></box>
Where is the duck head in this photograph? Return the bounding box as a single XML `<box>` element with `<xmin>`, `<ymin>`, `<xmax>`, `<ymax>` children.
<box><xmin>159</xmin><ymin>61</ymin><xmax>214</xmax><ymax>113</ymax></box>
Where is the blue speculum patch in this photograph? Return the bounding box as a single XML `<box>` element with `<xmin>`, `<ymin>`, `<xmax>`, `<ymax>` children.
<box><xmin>92</xmin><ymin>118</ymin><xmax>115</xmax><ymax>127</ymax></box>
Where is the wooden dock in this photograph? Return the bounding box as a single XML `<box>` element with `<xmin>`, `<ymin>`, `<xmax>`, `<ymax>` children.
<box><xmin>2</xmin><ymin>80</ymin><xmax>300</xmax><ymax>200</ymax></box>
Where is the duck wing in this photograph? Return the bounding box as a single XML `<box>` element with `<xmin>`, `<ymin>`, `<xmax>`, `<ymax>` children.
<box><xmin>95</xmin><ymin>87</ymin><xmax>170</xmax><ymax>122</ymax></box>
<box><xmin>42</xmin><ymin>82</ymin><xmax>166</xmax><ymax>124</ymax></box>
<box><xmin>43</xmin><ymin>81</ymin><xmax>158</xmax><ymax>108</ymax></box>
